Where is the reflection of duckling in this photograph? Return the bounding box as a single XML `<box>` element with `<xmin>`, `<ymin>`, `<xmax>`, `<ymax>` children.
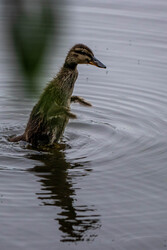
<box><xmin>10</xmin><ymin>44</ymin><xmax>106</xmax><ymax>146</ymax></box>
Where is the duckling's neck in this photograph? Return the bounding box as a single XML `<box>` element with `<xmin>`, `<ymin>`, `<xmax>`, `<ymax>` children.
<box><xmin>63</xmin><ymin>61</ymin><xmax>77</xmax><ymax>70</ymax></box>
<box><xmin>55</xmin><ymin>62</ymin><xmax>78</xmax><ymax>98</ymax></box>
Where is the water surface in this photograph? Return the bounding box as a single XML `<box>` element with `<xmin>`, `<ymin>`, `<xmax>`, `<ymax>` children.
<box><xmin>1</xmin><ymin>0</ymin><xmax>167</xmax><ymax>249</ymax></box>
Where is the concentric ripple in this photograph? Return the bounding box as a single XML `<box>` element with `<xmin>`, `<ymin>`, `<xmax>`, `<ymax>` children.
<box><xmin>61</xmin><ymin>75</ymin><xmax>167</xmax><ymax>173</ymax></box>
<box><xmin>1</xmin><ymin>75</ymin><xmax>167</xmax><ymax>174</ymax></box>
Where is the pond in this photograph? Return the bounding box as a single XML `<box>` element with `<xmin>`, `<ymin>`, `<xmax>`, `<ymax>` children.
<box><xmin>0</xmin><ymin>0</ymin><xmax>167</xmax><ymax>249</ymax></box>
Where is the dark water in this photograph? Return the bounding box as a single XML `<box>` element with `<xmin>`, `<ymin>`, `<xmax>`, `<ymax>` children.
<box><xmin>1</xmin><ymin>0</ymin><xmax>167</xmax><ymax>249</ymax></box>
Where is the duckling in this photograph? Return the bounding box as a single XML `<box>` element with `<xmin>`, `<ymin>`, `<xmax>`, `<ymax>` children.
<box><xmin>9</xmin><ymin>44</ymin><xmax>106</xmax><ymax>146</ymax></box>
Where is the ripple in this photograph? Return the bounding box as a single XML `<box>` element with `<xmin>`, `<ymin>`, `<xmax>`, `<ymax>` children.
<box><xmin>2</xmin><ymin>75</ymin><xmax>167</xmax><ymax>172</ymax></box>
<box><xmin>61</xmin><ymin>72</ymin><xmax>167</xmax><ymax>170</ymax></box>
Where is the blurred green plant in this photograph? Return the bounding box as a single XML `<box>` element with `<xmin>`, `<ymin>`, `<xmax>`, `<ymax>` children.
<box><xmin>11</xmin><ymin>2</ymin><xmax>54</xmax><ymax>94</ymax></box>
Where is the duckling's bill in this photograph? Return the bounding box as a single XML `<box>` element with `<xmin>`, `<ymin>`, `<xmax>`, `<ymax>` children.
<box><xmin>89</xmin><ymin>56</ymin><xmax>106</xmax><ymax>68</ymax></box>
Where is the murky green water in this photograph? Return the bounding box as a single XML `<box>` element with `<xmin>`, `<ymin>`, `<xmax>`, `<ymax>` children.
<box><xmin>1</xmin><ymin>0</ymin><xmax>167</xmax><ymax>249</ymax></box>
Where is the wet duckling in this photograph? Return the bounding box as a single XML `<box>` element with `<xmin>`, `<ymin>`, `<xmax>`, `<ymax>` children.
<box><xmin>9</xmin><ymin>44</ymin><xmax>106</xmax><ymax>146</ymax></box>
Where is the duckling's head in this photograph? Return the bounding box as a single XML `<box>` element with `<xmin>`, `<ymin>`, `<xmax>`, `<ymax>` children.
<box><xmin>64</xmin><ymin>44</ymin><xmax>106</xmax><ymax>69</ymax></box>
